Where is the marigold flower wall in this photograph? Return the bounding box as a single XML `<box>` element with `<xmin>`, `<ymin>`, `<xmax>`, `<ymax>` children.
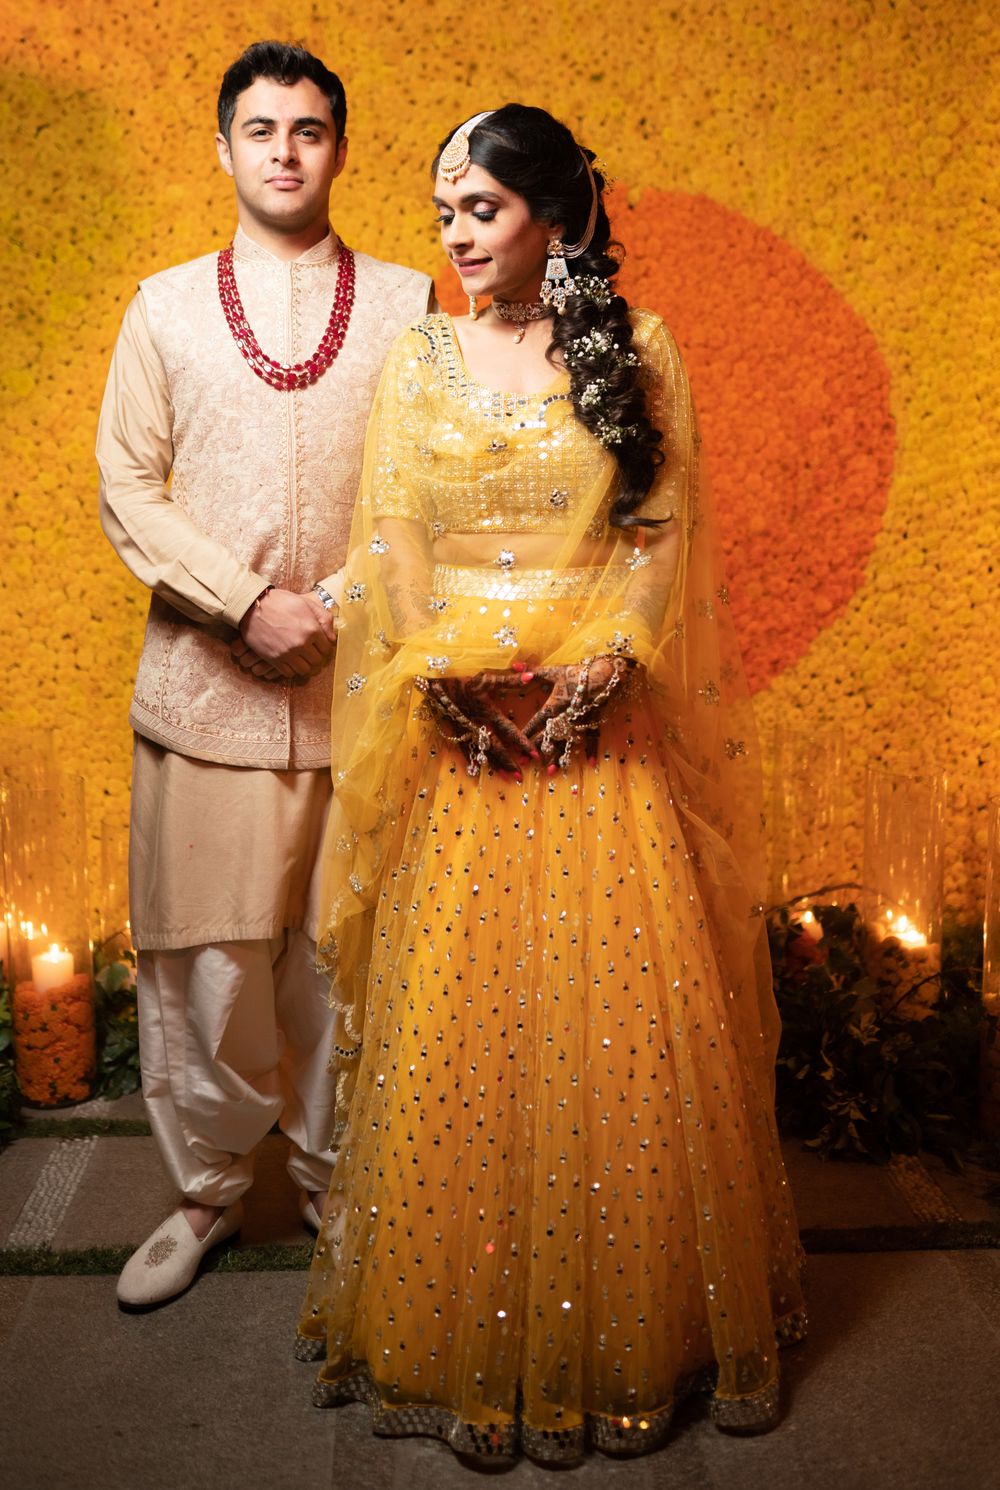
<box><xmin>0</xmin><ymin>0</ymin><xmax>997</xmax><ymax>922</ymax></box>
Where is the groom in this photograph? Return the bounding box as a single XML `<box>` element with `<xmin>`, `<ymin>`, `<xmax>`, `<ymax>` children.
<box><xmin>98</xmin><ymin>40</ymin><xmax>431</xmax><ymax>1306</ymax></box>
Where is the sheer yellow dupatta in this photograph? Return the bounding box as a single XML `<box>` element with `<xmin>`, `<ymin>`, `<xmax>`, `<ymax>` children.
<box><xmin>318</xmin><ymin>313</ymin><xmax>777</xmax><ymax>1130</ymax></box>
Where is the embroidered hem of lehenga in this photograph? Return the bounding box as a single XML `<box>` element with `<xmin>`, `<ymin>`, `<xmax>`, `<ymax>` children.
<box><xmin>294</xmin><ymin>1307</ymin><xmax>807</xmax><ymax>1463</ymax></box>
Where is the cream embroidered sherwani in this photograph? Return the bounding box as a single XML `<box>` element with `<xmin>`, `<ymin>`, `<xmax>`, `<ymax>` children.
<box><xmin>98</xmin><ymin>226</ymin><xmax>431</xmax><ymax>1202</ymax></box>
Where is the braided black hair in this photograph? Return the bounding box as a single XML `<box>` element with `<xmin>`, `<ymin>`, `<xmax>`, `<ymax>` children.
<box><xmin>433</xmin><ymin>103</ymin><xmax>664</xmax><ymax>528</ymax></box>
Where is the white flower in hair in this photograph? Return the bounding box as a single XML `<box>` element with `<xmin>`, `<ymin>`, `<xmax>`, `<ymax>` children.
<box><xmin>565</xmin><ymin>331</ymin><xmax>638</xmax><ymax>372</ymax></box>
<box><xmin>580</xmin><ymin>379</ymin><xmax>608</xmax><ymax>409</ymax></box>
<box><xmin>595</xmin><ymin>417</ymin><xmax>641</xmax><ymax>448</ymax></box>
<box><xmin>565</xmin><ymin>330</ymin><xmax>614</xmax><ymax>363</ymax></box>
<box><xmin>574</xmin><ymin>276</ymin><xmax>614</xmax><ymax>309</ymax></box>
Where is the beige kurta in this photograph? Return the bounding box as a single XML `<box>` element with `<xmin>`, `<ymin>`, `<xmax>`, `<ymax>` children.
<box><xmin>99</xmin><ymin>228</ymin><xmax>432</xmax><ymax>946</ymax></box>
<box><xmin>129</xmin><ymin>735</ymin><xmax>332</xmax><ymax>950</ymax></box>
<box><xmin>98</xmin><ymin>227</ymin><xmax>432</xmax><ymax>769</ymax></box>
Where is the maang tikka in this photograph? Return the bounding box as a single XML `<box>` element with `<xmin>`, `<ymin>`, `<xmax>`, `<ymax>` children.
<box><xmin>540</xmin><ymin>151</ymin><xmax>601</xmax><ymax>313</ymax></box>
<box><xmin>438</xmin><ymin>110</ymin><xmax>496</xmax><ymax>183</ymax></box>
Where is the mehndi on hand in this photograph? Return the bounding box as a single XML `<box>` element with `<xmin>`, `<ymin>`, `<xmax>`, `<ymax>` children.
<box><xmin>415</xmin><ymin>670</ymin><xmax>538</xmax><ymax>778</ymax></box>
<box><xmin>524</xmin><ymin>655</ymin><xmax>637</xmax><ymax>768</ymax></box>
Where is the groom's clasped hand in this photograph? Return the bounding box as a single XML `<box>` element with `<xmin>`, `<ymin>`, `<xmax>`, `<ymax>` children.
<box><xmin>230</xmin><ymin>586</ymin><xmax>337</xmax><ymax>680</ymax></box>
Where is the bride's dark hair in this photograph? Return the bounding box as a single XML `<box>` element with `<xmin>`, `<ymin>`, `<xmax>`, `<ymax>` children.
<box><xmin>433</xmin><ymin>103</ymin><xmax>664</xmax><ymax>529</ymax></box>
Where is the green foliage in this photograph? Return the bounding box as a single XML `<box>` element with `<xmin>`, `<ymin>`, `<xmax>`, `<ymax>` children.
<box><xmin>0</xmin><ymin>974</ymin><xmax>20</xmax><ymax>1144</ymax></box>
<box><xmin>93</xmin><ymin>945</ymin><xmax>141</xmax><ymax>1100</ymax></box>
<box><xmin>770</xmin><ymin>900</ymin><xmax>989</xmax><ymax>1165</ymax></box>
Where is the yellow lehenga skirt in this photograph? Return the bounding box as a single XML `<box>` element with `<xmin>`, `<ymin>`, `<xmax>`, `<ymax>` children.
<box><xmin>296</xmin><ymin>579</ymin><xmax>806</xmax><ymax>1463</ymax></box>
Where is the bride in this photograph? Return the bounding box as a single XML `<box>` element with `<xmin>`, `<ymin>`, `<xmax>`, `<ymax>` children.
<box><xmin>295</xmin><ymin>102</ymin><xmax>805</xmax><ymax>1463</ymax></box>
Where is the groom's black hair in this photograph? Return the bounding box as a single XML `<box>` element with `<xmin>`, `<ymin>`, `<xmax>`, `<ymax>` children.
<box><xmin>218</xmin><ymin>41</ymin><xmax>347</xmax><ymax>143</ymax></box>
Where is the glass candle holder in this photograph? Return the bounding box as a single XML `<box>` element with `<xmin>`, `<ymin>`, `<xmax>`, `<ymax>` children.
<box><xmin>863</xmin><ymin>766</ymin><xmax>945</xmax><ymax>1013</ymax></box>
<box><xmin>3</xmin><ymin>773</ymin><xmax>96</xmax><ymax>1106</ymax></box>
<box><xmin>768</xmin><ymin>726</ymin><xmax>857</xmax><ymax>912</ymax></box>
<box><xmin>99</xmin><ymin>813</ymin><xmax>131</xmax><ymax>959</ymax></box>
<box><xmin>0</xmin><ymin>781</ymin><xmax>11</xmax><ymax>990</ymax></box>
<box><xmin>982</xmin><ymin>797</ymin><xmax>1000</xmax><ymax>1135</ymax></box>
<box><xmin>0</xmin><ymin>728</ymin><xmax>57</xmax><ymax>987</ymax></box>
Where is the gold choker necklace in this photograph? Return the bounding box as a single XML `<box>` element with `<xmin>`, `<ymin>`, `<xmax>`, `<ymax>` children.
<box><xmin>492</xmin><ymin>298</ymin><xmax>552</xmax><ymax>344</ymax></box>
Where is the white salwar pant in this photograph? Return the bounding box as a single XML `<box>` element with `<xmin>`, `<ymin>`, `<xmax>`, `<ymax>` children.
<box><xmin>137</xmin><ymin>930</ymin><xmax>337</xmax><ymax>1205</ymax></box>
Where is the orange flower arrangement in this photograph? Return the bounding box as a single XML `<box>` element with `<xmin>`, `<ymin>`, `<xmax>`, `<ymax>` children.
<box><xmin>13</xmin><ymin>974</ymin><xmax>95</xmax><ymax>1106</ymax></box>
<box><xmin>613</xmin><ymin>189</ymin><xmax>896</xmax><ymax>694</ymax></box>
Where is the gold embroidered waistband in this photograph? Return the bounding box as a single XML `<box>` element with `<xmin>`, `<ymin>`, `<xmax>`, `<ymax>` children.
<box><xmin>431</xmin><ymin>563</ymin><xmax>630</xmax><ymax>602</ymax></box>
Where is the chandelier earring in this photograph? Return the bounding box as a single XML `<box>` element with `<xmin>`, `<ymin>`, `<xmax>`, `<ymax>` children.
<box><xmin>540</xmin><ymin>237</ymin><xmax>576</xmax><ymax>314</ymax></box>
<box><xmin>539</xmin><ymin>150</ymin><xmax>602</xmax><ymax>314</ymax></box>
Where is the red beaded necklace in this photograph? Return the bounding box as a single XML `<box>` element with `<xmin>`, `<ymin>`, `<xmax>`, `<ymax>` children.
<box><xmin>217</xmin><ymin>242</ymin><xmax>356</xmax><ymax>391</ymax></box>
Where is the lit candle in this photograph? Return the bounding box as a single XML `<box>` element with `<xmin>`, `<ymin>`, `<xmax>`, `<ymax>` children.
<box><xmin>891</xmin><ymin>913</ymin><xmax>928</xmax><ymax>948</ymax></box>
<box><xmin>877</xmin><ymin>909</ymin><xmax>928</xmax><ymax>948</ymax></box>
<box><xmin>31</xmin><ymin>943</ymin><xmax>74</xmax><ymax>993</ymax></box>
<box><xmin>799</xmin><ymin>908</ymin><xmax>823</xmax><ymax>943</ymax></box>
